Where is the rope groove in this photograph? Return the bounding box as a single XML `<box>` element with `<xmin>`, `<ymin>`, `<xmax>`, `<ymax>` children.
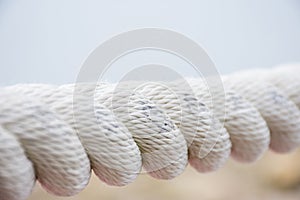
<box><xmin>0</xmin><ymin>65</ymin><xmax>300</xmax><ymax>200</ymax></box>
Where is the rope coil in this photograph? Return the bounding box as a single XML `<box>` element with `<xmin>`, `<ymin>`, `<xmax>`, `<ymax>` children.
<box><xmin>0</xmin><ymin>65</ymin><xmax>300</xmax><ymax>200</ymax></box>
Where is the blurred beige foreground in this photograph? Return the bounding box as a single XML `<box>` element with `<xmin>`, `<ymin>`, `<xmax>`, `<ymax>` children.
<box><xmin>29</xmin><ymin>150</ymin><xmax>300</xmax><ymax>200</ymax></box>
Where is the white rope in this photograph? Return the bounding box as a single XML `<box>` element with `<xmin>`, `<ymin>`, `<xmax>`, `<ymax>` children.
<box><xmin>0</xmin><ymin>65</ymin><xmax>300</xmax><ymax>200</ymax></box>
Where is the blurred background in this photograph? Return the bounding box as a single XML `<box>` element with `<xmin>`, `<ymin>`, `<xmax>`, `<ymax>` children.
<box><xmin>1</xmin><ymin>0</ymin><xmax>300</xmax><ymax>85</ymax></box>
<box><xmin>1</xmin><ymin>0</ymin><xmax>300</xmax><ymax>199</ymax></box>
<box><xmin>29</xmin><ymin>151</ymin><xmax>300</xmax><ymax>200</ymax></box>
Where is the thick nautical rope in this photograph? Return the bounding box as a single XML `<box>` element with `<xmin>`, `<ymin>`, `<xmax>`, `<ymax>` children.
<box><xmin>0</xmin><ymin>65</ymin><xmax>300</xmax><ymax>200</ymax></box>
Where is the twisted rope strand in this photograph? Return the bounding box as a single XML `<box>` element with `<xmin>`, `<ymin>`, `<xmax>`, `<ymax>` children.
<box><xmin>0</xmin><ymin>65</ymin><xmax>300</xmax><ymax>200</ymax></box>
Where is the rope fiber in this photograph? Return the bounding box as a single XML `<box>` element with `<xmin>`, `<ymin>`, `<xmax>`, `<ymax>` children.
<box><xmin>0</xmin><ymin>65</ymin><xmax>300</xmax><ymax>200</ymax></box>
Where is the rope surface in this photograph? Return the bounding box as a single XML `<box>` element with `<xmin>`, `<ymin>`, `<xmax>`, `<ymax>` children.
<box><xmin>0</xmin><ymin>65</ymin><xmax>300</xmax><ymax>200</ymax></box>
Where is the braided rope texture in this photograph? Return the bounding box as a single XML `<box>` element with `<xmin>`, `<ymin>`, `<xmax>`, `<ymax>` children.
<box><xmin>0</xmin><ymin>65</ymin><xmax>300</xmax><ymax>200</ymax></box>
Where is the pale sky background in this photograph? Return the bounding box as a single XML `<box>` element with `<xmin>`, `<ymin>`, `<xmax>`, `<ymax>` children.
<box><xmin>0</xmin><ymin>0</ymin><xmax>300</xmax><ymax>86</ymax></box>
